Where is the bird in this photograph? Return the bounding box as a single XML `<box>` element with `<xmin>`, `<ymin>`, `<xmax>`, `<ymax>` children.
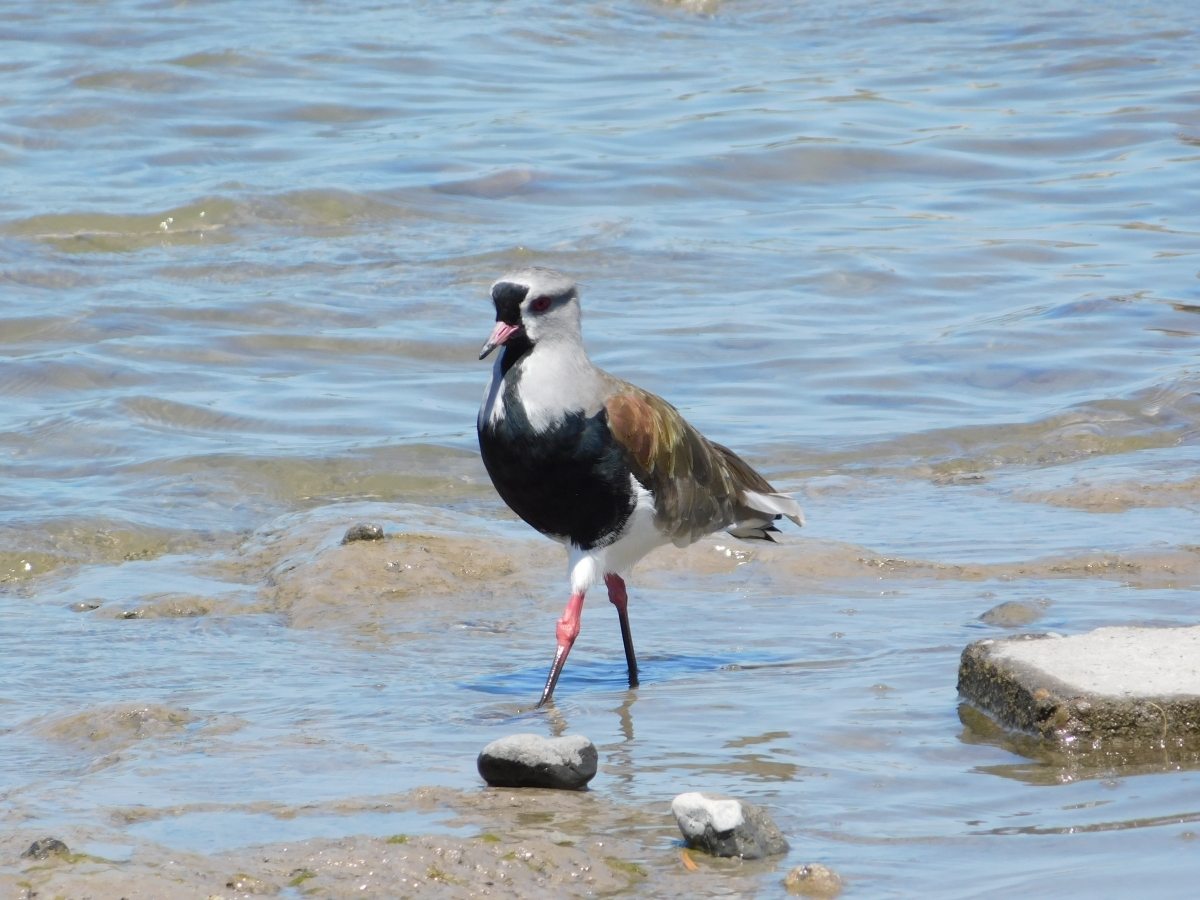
<box><xmin>476</xmin><ymin>267</ymin><xmax>803</xmax><ymax>706</ymax></box>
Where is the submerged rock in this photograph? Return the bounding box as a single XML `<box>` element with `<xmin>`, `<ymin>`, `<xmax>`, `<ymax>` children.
<box><xmin>670</xmin><ymin>792</ymin><xmax>788</xmax><ymax>859</ymax></box>
<box><xmin>21</xmin><ymin>838</ymin><xmax>70</xmax><ymax>860</ymax></box>
<box><xmin>979</xmin><ymin>600</ymin><xmax>1046</xmax><ymax>626</ymax></box>
<box><xmin>34</xmin><ymin>702</ymin><xmax>194</xmax><ymax>756</ymax></box>
<box><xmin>342</xmin><ymin>523</ymin><xmax>385</xmax><ymax>543</ymax></box>
<box><xmin>785</xmin><ymin>863</ymin><xmax>844</xmax><ymax>897</ymax></box>
<box><xmin>477</xmin><ymin>733</ymin><xmax>597</xmax><ymax>790</ymax></box>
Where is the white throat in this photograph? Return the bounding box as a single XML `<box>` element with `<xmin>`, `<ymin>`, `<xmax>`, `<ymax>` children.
<box><xmin>517</xmin><ymin>337</ymin><xmax>605</xmax><ymax>431</ymax></box>
<box><xmin>476</xmin><ymin>335</ymin><xmax>595</xmax><ymax>430</ymax></box>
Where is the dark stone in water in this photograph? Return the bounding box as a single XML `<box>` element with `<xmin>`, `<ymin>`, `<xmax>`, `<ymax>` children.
<box><xmin>671</xmin><ymin>792</ymin><xmax>789</xmax><ymax>859</ymax></box>
<box><xmin>477</xmin><ymin>733</ymin><xmax>597</xmax><ymax>790</ymax></box>
<box><xmin>21</xmin><ymin>837</ymin><xmax>70</xmax><ymax>859</ymax></box>
<box><xmin>343</xmin><ymin>523</ymin><xmax>384</xmax><ymax>544</ymax></box>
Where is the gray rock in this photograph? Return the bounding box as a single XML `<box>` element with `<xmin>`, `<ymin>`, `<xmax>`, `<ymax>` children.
<box><xmin>979</xmin><ymin>600</ymin><xmax>1047</xmax><ymax>626</ymax></box>
<box><xmin>342</xmin><ymin>523</ymin><xmax>384</xmax><ymax>543</ymax></box>
<box><xmin>671</xmin><ymin>792</ymin><xmax>789</xmax><ymax>859</ymax></box>
<box><xmin>477</xmin><ymin>733</ymin><xmax>597</xmax><ymax>790</ymax></box>
<box><xmin>21</xmin><ymin>838</ymin><xmax>70</xmax><ymax>860</ymax></box>
<box><xmin>785</xmin><ymin>863</ymin><xmax>844</xmax><ymax>897</ymax></box>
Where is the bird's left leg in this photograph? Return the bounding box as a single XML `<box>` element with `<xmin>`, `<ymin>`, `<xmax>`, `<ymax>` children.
<box><xmin>605</xmin><ymin>574</ymin><xmax>639</xmax><ymax>688</ymax></box>
<box><xmin>538</xmin><ymin>591</ymin><xmax>584</xmax><ymax>707</ymax></box>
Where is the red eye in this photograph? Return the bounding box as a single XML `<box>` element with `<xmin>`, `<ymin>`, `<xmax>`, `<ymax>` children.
<box><xmin>530</xmin><ymin>296</ymin><xmax>552</xmax><ymax>313</ymax></box>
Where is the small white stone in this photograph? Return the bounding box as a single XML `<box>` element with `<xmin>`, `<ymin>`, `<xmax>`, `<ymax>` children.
<box><xmin>671</xmin><ymin>792</ymin><xmax>744</xmax><ymax>835</ymax></box>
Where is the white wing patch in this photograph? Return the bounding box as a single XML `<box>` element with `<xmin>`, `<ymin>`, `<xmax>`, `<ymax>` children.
<box><xmin>743</xmin><ymin>490</ymin><xmax>805</xmax><ymax>527</ymax></box>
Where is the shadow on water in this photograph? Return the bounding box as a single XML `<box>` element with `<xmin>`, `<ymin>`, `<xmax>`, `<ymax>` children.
<box><xmin>461</xmin><ymin>651</ymin><xmax>807</xmax><ymax>697</ymax></box>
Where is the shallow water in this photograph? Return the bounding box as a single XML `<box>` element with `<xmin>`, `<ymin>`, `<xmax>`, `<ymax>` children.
<box><xmin>3</xmin><ymin>0</ymin><xmax>1200</xmax><ymax>895</ymax></box>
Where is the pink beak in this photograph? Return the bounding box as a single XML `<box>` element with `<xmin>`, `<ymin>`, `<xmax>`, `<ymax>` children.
<box><xmin>479</xmin><ymin>321</ymin><xmax>519</xmax><ymax>360</ymax></box>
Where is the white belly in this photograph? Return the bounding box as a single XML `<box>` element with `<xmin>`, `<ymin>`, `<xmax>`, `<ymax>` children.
<box><xmin>566</xmin><ymin>480</ymin><xmax>666</xmax><ymax>594</ymax></box>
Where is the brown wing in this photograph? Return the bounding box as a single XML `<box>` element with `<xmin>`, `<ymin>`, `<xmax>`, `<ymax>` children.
<box><xmin>605</xmin><ymin>387</ymin><xmax>793</xmax><ymax>546</ymax></box>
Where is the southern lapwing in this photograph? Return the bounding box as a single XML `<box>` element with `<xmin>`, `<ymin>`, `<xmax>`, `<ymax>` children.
<box><xmin>477</xmin><ymin>267</ymin><xmax>803</xmax><ymax>706</ymax></box>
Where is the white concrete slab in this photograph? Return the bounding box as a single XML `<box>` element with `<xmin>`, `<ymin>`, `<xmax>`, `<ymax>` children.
<box><xmin>993</xmin><ymin>625</ymin><xmax>1200</xmax><ymax>698</ymax></box>
<box><xmin>958</xmin><ymin>624</ymin><xmax>1200</xmax><ymax>749</ymax></box>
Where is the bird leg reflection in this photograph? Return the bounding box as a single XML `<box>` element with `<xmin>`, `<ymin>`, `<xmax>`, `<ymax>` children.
<box><xmin>616</xmin><ymin>692</ymin><xmax>636</xmax><ymax>743</ymax></box>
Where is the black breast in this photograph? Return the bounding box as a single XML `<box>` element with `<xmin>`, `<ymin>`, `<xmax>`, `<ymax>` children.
<box><xmin>479</xmin><ymin>378</ymin><xmax>636</xmax><ymax>551</ymax></box>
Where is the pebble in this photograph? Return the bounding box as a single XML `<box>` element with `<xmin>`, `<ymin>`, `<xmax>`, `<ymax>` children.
<box><xmin>20</xmin><ymin>837</ymin><xmax>70</xmax><ymax>860</ymax></box>
<box><xmin>342</xmin><ymin>523</ymin><xmax>384</xmax><ymax>543</ymax></box>
<box><xmin>670</xmin><ymin>792</ymin><xmax>789</xmax><ymax>859</ymax></box>
<box><xmin>477</xmin><ymin>733</ymin><xmax>597</xmax><ymax>790</ymax></box>
<box><xmin>785</xmin><ymin>863</ymin><xmax>844</xmax><ymax>897</ymax></box>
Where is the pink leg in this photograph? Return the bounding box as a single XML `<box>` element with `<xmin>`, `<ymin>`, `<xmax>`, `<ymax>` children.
<box><xmin>605</xmin><ymin>574</ymin><xmax>639</xmax><ymax>688</ymax></box>
<box><xmin>538</xmin><ymin>591</ymin><xmax>584</xmax><ymax>707</ymax></box>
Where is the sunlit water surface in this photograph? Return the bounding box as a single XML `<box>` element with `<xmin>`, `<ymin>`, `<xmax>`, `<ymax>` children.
<box><xmin>3</xmin><ymin>0</ymin><xmax>1200</xmax><ymax>895</ymax></box>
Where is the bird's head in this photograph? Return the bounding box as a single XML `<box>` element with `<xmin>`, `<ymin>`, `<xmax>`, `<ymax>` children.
<box><xmin>479</xmin><ymin>267</ymin><xmax>582</xmax><ymax>360</ymax></box>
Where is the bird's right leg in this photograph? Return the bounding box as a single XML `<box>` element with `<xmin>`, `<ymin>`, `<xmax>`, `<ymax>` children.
<box><xmin>538</xmin><ymin>591</ymin><xmax>584</xmax><ymax>707</ymax></box>
<box><xmin>604</xmin><ymin>574</ymin><xmax>639</xmax><ymax>688</ymax></box>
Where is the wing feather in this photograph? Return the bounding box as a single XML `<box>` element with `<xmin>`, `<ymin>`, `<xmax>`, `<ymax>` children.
<box><xmin>604</xmin><ymin>388</ymin><xmax>803</xmax><ymax>544</ymax></box>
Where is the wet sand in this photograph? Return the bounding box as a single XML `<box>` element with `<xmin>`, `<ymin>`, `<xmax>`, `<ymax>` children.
<box><xmin>3</xmin><ymin>786</ymin><xmax>780</xmax><ymax>899</ymax></box>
